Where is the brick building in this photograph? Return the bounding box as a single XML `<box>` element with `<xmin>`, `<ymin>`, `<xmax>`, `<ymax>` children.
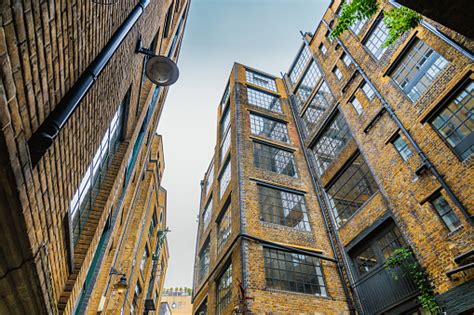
<box><xmin>0</xmin><ymin>0</ymin><xmax>189</xmax><ymax>314</ymax></box>
<box><xmin>192</xmin><ymin>0</ymin><xmax>473</xmax><ymax>314</ymax></box>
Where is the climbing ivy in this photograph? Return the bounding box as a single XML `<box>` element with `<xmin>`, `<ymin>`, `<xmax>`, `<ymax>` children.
<box><xmin>330</xmin><ymin>0</ymin><xmax>378</xmax><ymax>40</ymax></box>
<box><xmin>382</xmin><ymin>7</ymin><xmax>421</xmax><ymax>47</ymax></box>
<box><xmin>330</xmin><ymin>0</ymin><xmax>420</xmax><ymax>47</ymax></box>
<box><xmin>384</xmin><ymin>248</ymin><xmax>439</xmax><ymax>313</ymax></box>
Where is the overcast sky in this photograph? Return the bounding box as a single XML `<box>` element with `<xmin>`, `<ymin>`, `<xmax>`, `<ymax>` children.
<box><xmin>157</xmin><ymin>0</ymin><xmax>330</xmax><ymax>289</ymax></box>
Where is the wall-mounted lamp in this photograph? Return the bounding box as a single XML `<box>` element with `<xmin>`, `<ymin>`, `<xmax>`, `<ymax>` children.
<box><xmin>136</xmin><ymin>38</ymin><xmax>180</xmax><ymax>86</ymax></box>
<box><xmin>110</xmin><ymin>267</ymin><xmax>128</xmax><ymax>293</ymax></box>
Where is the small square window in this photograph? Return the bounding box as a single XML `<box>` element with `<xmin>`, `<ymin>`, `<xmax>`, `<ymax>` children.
<box><xmin>342</xmin><ymin>53</ymin><xmax>352</xmax><ymax>67</ymax></box>
<box><xmin>392</xmin><ymin>135</ymin><xmax>413</xmax><ymax>161</ymax></box>
<box><xmin>350</xmin><ymin>97</ymin><xmax>364</xmax><ymax>115</ymax></box>
<box><xmin>361</xmin><ymin>82</ymin><xmax>375</xmax><ymax>101</ymax></box>
<box><xmin>430</xmin><ymin>195</ymin><xmax>461</xmax><ymax>232</ymax></box>
<box><xmin>333</xmin><ymin>67</ymin><xmax>343</xmax><ymax>80</ymax></box>
<box><xmin>320</xmin><ymin>43</ymin><xmax>327</xmax><ymax>55</ymax></box>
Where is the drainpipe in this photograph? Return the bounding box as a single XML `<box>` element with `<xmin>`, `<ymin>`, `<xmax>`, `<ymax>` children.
<box><xmin>28</xmin><ymin>0</ymin><xmax>151</xmax><ymax>165</ymax></box>
<box><xmin>322</xmin><ymin>21</ymin><xmax>472</xmax><ymax>224</ymax></box>
<box><xmin>282</xmin><ymin>75</ymin><xmax>359</xmax><ymax>315</ymax></box>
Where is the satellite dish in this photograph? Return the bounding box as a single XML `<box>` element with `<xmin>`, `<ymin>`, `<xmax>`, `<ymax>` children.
<box><xmin>145</xmin><ymin>56</ymin><xmax>180</xmax><ymax>86</ymax></box>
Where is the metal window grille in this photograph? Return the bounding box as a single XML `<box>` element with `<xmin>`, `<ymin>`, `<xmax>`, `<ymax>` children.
<box><xmin>311</xmin><ymin>112</ymin><xmax>352</xmax><ymax>175</ymax></box>
<box><xmin>392</xmin><ymin>136</ymin><xmax>413</xmax><ymax>161</ymax></box>
<box><xmin>327</xmin><ymin>154</ymin><xmax>378</xmax><ymax>226</ymax></box>
<box><xmin>258</xmin><ymin>185</ymin><xmax>311</xmax><ymax>231</ymax></box>
<box><xmin>430</xmin><ymin>195</ymin><xmax>461</xmax><ymax>231</ymax></box>
<box><xmin>70</xmin><ymin>103</ymin><xmax>124</xmax><ymax>245</ymax></box>
<box><xmin>350</xmin><ymin>16</ymin><xmax>368</xmax><ymax>35</ymax></box>
<box><xmin>217</xmin><ymin>203</ymin><xmax>232</xmax><ymax>253</ymax></box>
<box><xmin>202</xmin><ymin>198</ymin><xmax>213</xmax><ymax>231</ymax></box>
<box><xmin>365</xmin><ymin>19</ymin><xmax>389</xmax><ymax>60</ymax></box>
<box><xmin>377</xmin><ymin>227</ymin><xmax>405</xmax><ymax>259</ymax></box>
<box><xmin>301</xmin><ymin>82</ymin><xmax>335</xmax><ymax>136</ymax></box>
<box><xmin>333</xmin><ymin>66</ymin><xmax>343</xmax><ymax>80</ymax></box>
<box><xmin>391</xmin><ymin>39</ymin><xmax>448</xmax><ymax>102</ymax></box>
<box><xmin>219</xmin><ymin>160</ymin><xmax>231</xmax><ymax>199</ymax></box>
<box><xmin>320</xmin><ymin>43</ymin><xmax>327</xmax><ymax>55</ymax></box>
<box><xmin>198</xmin><ymin>240</ymin><xmax>210</xmax><ymax>283</ymax></box>
<box><xmin>342</xmin><ymin>53</ymin><xmax>352</xmax><ymax>67</ymax></box>
<box><xmin>253</xmin><ymin>142</ymin><xmax>297</xmax><ymax>177</ymax></box>
<box><xmin>361</xmin><ymin>82</ymin><xmax>376</xmax><ymax>101</ymax></box>
<box><xmin>295</xmin><ymin>61</ymin><xmax>322</xmax><ymax>111</ymax></box>
<box><xmin>246</xmin><ymin>70</ymin><xmax>277</xmax><ymax>92</ymax></box>
<box><xmin>289</xmin><ymin>46</ymin><xmax>311</xmax><ymax>86</ymax></box>
<box><xmin>263</xmin><ymin>247</ymin><xmax>327</xmax><ymax>295</ymax></box>
<box><xmin>351</xmin><ymin>96</ymin><xmax>364</xmax><ymax>115</ymax></box>
<box><xmin>216</xmin><ymin>264</ymin><xmax>232</xmax><ymax>315</ymax></box>
<box><xmin>204</xmin><ymin>163</ymin><xmax>214</xmax><ymax>196</ymax></box>
<box><xmin>250</xmin><ymin>113</ymin><xmax>289</xmax><ymax>143</ymax></box>
<box><xmin>247</xmin><ymin>87</ymin><xmax>282</xmax><ymax>113</ymax></box>
<box><xmin>431</xmin><ymin>81</ymin><xmax>473</xmax><ymax>160</ymax></box>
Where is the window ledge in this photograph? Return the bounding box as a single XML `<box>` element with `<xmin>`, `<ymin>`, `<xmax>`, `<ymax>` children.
<box><xmin>260</xmin><ymin>221</ymin><xmax>313</xmax><ymax>235</ymax></box>
<box><xmin>265</xmin><ymin>288</ymin><xmax>330</xmax><ymax>300</ymax></box>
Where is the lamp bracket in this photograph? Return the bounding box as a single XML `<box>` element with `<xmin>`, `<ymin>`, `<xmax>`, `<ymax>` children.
<box><xmin>135</xmin><ymin>37</ymin><xmax>157</xmax><ymax>57</ymax></box>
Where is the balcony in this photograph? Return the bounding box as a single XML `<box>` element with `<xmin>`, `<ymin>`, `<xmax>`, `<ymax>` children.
<box><xmin>353</xmin><ymin>263</ymin><xmax>418</xmax><ymax>314</ymax></box>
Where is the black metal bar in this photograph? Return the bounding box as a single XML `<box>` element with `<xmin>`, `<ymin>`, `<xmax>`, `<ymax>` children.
<box><xmin>454</xmin><ymin>249</ymin><xmax>474</xmax><ymax>264</ymax></box>
<box><xmin>322</xmin><ymin>20</ymin><xmax>473</xmax><ymax>225</ymax></box>
<box><xmin>28</xmin><ymin>0</ymin><xmax>151</xmax><ymax>165</ymax></box>
<box><xmin>446</xmin><ymin>262</ymin><xmax>474</xmax><ymax>278</ymax></box>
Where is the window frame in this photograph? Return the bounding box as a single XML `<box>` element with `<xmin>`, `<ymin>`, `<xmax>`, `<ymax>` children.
<box><xmin>216</xmin><ymin>198</ymin><xmax>232</xmax><ymax>253</ymax></box>
<box><xmin>216</xmin><ymin>262</ymin><xmax>232</xmax><ymax>315</ymax></box>
<box><xmin>246</xmin><ymin>87</ymin><xmax>282</xmax><ymax>113</ymax></box>
<box><xmin>391</xmin><ymin>135</ymin><xmax>413</xmax><ymax>161</ymax></box>
<box><xmin>428</xmin><ymin>193</ymin><xmax>462</xmax><ymax>232</ymax></box>
<box><xmin>350</xmin><ymin>96</ymin><xmax>364</xmax><ymax>115</ymax></box>
<box><xmin>249</xmin><ymin>112</ymin><xmax>290</xmax><ymax>144</ymax></box>
<box><xmin>333</xmin><ymin>66</ymin><xmax>343</xmax><ymax>81</ymax></box>
<box><xmin>363</xmin><ymin>17</ymin><xmax>389</xmax><ymax>60</ymax></box>
<box><xmin>253</xmin><ymin>141</ymin><xmax>298</xmax><ymax>177</ymax></box>
<box><xmin>246</xmin><ymin>69</ymin><xmax>278</xmax><ymax>92</ymax></box>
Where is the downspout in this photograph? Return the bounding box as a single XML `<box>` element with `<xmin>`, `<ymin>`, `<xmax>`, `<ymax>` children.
<box><xmin>233</xmin><ymin>65</ymin><xmax>249</xmax><ymax>309</ymax></box>
<box><xmin>322</xmin><ymin>21</ymin><xmax>472</xmax><ymax>224</ymax></box>
<box><xmin>28</xmin><ymin>0</ymin><xmax>151</xmax><ymax>165</ymax></box>
<box><xmin>282</xmin><ymin>75</ymin><xmax>358</xmax><ymax>315</ymax></box>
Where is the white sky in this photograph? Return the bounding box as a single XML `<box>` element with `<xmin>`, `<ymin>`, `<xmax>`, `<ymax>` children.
<box><xmin>157</xmin><ymin>0</ymin><xmax>330</xmax><ymax>288</ymax></box>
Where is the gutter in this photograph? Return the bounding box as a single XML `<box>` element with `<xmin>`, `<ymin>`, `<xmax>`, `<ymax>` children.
<box><xmin>28</xmin><ymin>0</ymin><xmax>151</xmax><ymax>165</ymax></box>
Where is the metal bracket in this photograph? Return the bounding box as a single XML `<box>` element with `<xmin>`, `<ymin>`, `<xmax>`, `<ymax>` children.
<box><xmin>135</xmin><ymin>36</ymin><xmax>157</xmax><ymax>57</ymax></box>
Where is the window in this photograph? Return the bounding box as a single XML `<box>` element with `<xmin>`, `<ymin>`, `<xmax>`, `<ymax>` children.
<box><xmin>327</xmin><ymin>154</ymin><xmax>378</xmax><ymax>226</ymax></box>
<box><xmin>263</xmin><ymin>247</ymin><xmax>327</xmax><ymax>296</ymax></box>
<box><xmin>392</xmin><ymin>135</ymin><xmax>413</xmax><ymax>161</ymax></box>
<box><xmin>216</xmin><ymin>264</ymin><xmax>232</xmax><ymax>315</ymax></box>
<box><xmin>246</xmin><ymin>70</ymin><xmax>277</xmax><ymax>92</ymax></box>
<box><xmin>131</xmin><ymin>282</ymin><xmax>142</xmax><ymax>314</ymax></box>
<box><xmin>342</xmin><ymin>53</ymin><xmax>352</xmax><ymax>67</ymax></box>
<box><xmin>220</xmin><ymin>131</ymin><xmax>231</xmax><ymax>162</ymax></box>
<box><xmin>247</xmin><ymin>87</ymin><xmax>282</xmax><ymax>113</ymax></box>
<box><xmin>70</xmin><ymin>103</ymin><xmax>124</xmax><ymax>245</ymax></box>
<box><xmin>258</xmin><ymin>185</ymin><xmax>311</xmax><ymax>231</ymax></box>
<box><xmin>311</xmin><ymin>112</ymin><xmax>352</xmax><ymax>175</ymax></box>
<box><xmin>350</xmin><ymin>96</ymin><xmax>364</xmax><ymax>115</ymax></box>
<box><xmin>391</xmin><ymin>39</ymin><xmax>448</xmax><ymax>102</ymax></box>
<box><xmin>333</xmin><ymin>66</ymin><xmax>343</xmax><ymax>80</ymax></box>
<box><xmin>140</xmin><ymin>245</ymin><xmax>149</xmax><ymax>274</ymax></box>
<box><xmin>217</xmin><ymin>202</ymin><xmax>231</xmax><ymax>253</ymax></box>
<box><xmin>219</xmin><ymin>160</ymin><xmax>231</xmax><ymax>198</ymax></box>
<box><xmin>319</xmin><ymin>43</ymin><xmax>327</xmax><ymax>55</ymax></box>
<box><xmin>294</xmin><ymin>61</ymin><xmax>322</xmax><ymax>111</ymax></box>
<box><xmin>204</xmin><ymin>163</ymin><xmax>214</xmax><ymax>196</ymax></box>
<box><xmin>163</xmin><ymin>4</ymin><xmax>173</xmax><ymax>38</ymax></box>
<box><xmin>430</xmin><ymin>195</ymin><xmax>461</xmax><ymax>232</ymax></box>
<box><xmin>253</xmin><ymin>142</ymin><xmax>297</xmax><ymax>177</ymax></box>
<box><xmin>301</xmin><ymin>82</ymin><xmax>335</xmax><ymax>136</ymax></box>
<box><xmin>350</xmin><ymin>16</ymin><xmax>368</xmax><ymax>35</ymax></box>
<box><xmin>430</xmin><ymin>81</ymin><xmax>473</xmax><ymax>160</ymax></box>
<box><xmin>220</xmin><ymin>106</ymin><xmax>231</xmax><ymax>162</ymax></box>
<box><xmin>289</xmin><ymin>46</ymin><xmax>312</xmax><ymax>86</ymax></box>
<box><xmin>250</xmin><ymin>113</ymin><xmax>289</xmax><ymax>143</ymax></box>
<box><xmin>361</xmin><ymin>82</ymin><xmax>375</xmax><ymax>101</ymax></box>
<box><xmin>350</xmin><ymin>223</ymin><xmax>405</xmax><ymax>278</ymax></box>
<box><xmin>198</xmin><ymin>240</ymin><xmax>210</xmax><ymax>283</ymax></box>
<box><xmin>364</xmin><ymin>19</ymin><xmax>389</xmax><ymax>60</ymax></box>
<box><xmin>202</xmin><ymin>198</ymin><xmax>213</xmax><ymax>231</ymax></box>
<box><xmin>221</xmin><ymin>84</ymin><xmax>230</xmax><ymax>109</ymax></box>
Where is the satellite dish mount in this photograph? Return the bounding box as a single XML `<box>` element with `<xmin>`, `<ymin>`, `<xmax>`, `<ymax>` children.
<box><xmin>135</xmin><ymin>36</ymin><xmax>180</xmax><ymax>86</ymax></box>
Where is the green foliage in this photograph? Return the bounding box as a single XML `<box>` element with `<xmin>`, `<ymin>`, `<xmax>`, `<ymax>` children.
<box><xmin>330</xmin><ymin>0</ymin><xmax>379</xmax><ymax>40</ymax></box>
<box><xmin>384</xmin><ymin>248</ymin><xmax>439</xmax><ymax>313</ymax></box>
<box><xmin>382</xmin><ymin>6</ymin><xmax>421</xmax><ymax>47</ymax></box>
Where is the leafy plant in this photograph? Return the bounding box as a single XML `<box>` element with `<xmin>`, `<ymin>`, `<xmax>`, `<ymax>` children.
<box><xmin>384</xmin><ymin>248</ymin><xmax>439</xmax><ymax>313</ymax></box>
<box><xmin>382</xmin><ymin>6</ymin><xmax>421</xmax><ymax>47</ymax></box>
<box><xmin>330</xmin><ymin>0</ymin><xmax>379</xmax><ymax>40</ymax></box>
